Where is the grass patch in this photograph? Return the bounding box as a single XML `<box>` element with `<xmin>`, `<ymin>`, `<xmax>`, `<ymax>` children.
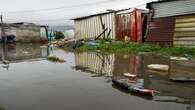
<box><xmin>47</xmin><ymin>56</ymin><xmax>66</xmax><ymax>63</ymax></box>
<box><xmin>76</xmin><ymin>41</ymin><xmax>195</xmax><ymax>58</ymax></box>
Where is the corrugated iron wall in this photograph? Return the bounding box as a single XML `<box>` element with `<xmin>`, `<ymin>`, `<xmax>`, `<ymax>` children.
<box><xmin>174</xmin><ymin>15</ymin><xmax>195</xmax><ymax>47</ymax></box>
<box><xmin>145</xmin><ymin>17</ymin><xmax>175</xmax><ymax>44</ymax></box>
<box><xmin>74</xmin><ymin>13</ymin><xmax>116</xmax><ymax>40</ymax></box>
<box><xmin>115</xmin><ymin>14</ymin><xmax>131</xmax><ymax>41</ymax></box>
<box><xmin>151</xmin><ymin>0</ymin><xmax>195</xmax><ymax>18</ymax></box>
<box><xmin>146</xmin><ymin>14</ymin><xmax>195</xmax><ymax>47</ymax></box>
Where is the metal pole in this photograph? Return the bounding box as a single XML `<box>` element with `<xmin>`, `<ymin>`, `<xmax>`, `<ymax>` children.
<box><xmin>0</xmin><ymin>15</ymin><xmax>3</xmax><ymax>42</ymax></box>
<box><xmin>0</xmin><ymin>14</ymin><xmax>8</xmax><ymax>62</ymax></box>
<box><xmin>0</xmin><ymin>14</ymin><xmax>6</xmax><ymax>44</ymax></box>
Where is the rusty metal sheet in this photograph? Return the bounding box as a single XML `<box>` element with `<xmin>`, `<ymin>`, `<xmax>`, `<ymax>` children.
<box><xmin>145</xmin><ymin>17</ymin><xmax>175</xmax><ymax>42</ymax></box>
<box><xmin>136</xmin><ymin>9</ymin><xmax>143</xmax><ymax>42</ymax></box>
<box><xmin>115</xmin><ymin>14</ymin><xmax>131</xmax><ymax>41</ymax></box>
<box><xmin>115</xmin><ymin>9</ymin><xmax>144</xmax><ymax>42</ymax></box>
<box><xmin>131</xmin><ymin>10</ymin><xmax>137</xmax><ymax>42</ymax></box>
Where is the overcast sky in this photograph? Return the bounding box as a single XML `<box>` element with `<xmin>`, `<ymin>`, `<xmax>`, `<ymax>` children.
<box><xmin>0</xmin><ymin>0</ymin><xmax>153</xmax><ymax>26</ymax></box>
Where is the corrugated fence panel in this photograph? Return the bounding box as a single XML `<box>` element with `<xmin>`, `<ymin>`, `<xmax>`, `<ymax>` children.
<box><xmin>152</xmin><ymin>0</ymin><xmax>195</xmax><ymax>18</ymax></box>
<box><xmin>174</xmin><ymin>15</ymin><xmax>195</xmax><ymax>47</ymax></box>
<box><xmin>145</xmin><ymin>17</ymin><xmax>175</xmax><ymax>42</ymax></box>
<box><xmin>74</xmin><ymin>13</ymin><xmax>115</xmax><ymax>40</ymax></box>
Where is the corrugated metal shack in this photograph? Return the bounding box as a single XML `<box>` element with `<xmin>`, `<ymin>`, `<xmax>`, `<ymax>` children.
<box><xmin>146</xmin><ymin>0</ymin><xmax>195</xmax><ymax>47</ymax></box>
<box><xmin>115</xmin><ymin>9</ymin><xmax>148</xmax><ymax>42</ymax></box>
<box><xmin>0</xmin><ymin>22</ymin><xmax>48</xmax><ymax>43</ymax></box>
<box><xmin>73</xmin><ymin>8</ymin><xmax>148</xmax><ymax>42</ymax></box>
<box><xmin>74</xmin><ymin>11</ymin><xmax>117</xmax><ymax>40</ymax></box>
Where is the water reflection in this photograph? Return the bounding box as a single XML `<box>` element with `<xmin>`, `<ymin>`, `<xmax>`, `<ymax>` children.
<box><xmin>74</xmin><ymin>52</ymin><xmax>195</xmax><ymax>107</ymax></box>
<box><xmin>74</xmin><ymin>52</ymin><xmax>115</xmax><ymax>77</ymax></box>
<box><xmin>0</xmin><ymin>43</ymin><xmax>52</xmax><ymax>70</ymax></box>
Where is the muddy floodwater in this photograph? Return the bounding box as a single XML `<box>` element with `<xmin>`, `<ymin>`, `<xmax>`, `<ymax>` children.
<box><xmin>0</xmin><ymin>43</ymin><xmax>195</xmax><ymax>110</ymax></box>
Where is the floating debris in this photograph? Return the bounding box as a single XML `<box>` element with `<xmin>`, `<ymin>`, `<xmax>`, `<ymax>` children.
<box><xmin>22</xmin><ymin>51</ymin><xmax>29</xmax><ymax>54</ymax></box>
<box><xmin>87</xmin><ymin>41</ymin><xmax>100</xmax><ymax>46</ymax></box>
<box><xmin>123</xmin><ymin>73</ymin><xmax>137</xmax><ymax>78</ymax></box>
<box><xmin>2</xmin><ymin>60</ymin><xmax>10</xmax><ymax>65</ymax></box>
<box><xmin>147</xmin><ymin>64</ymin><xmax>169</xmax><ymax>71</ymax></box>
<box><xmin>128</xmin><ymin>86</ymin><xmax>160</xmax><ymax>97</ymax></box>
<box><xmin>40</xmin><ymin>45</ymin><xmax>48</xmax><ymax>48</ymax></box>
<box><xmin>47</xmin><ymin>56</ymin><xmax>66</xmax><ymax>63</ymax></box>
<box><xmin>112</xmin><ymin>78</ymin><xmax>160</xmax><ymax>97</ymax></box>
<box><xmin>170</xmin><ymin>56</ymin><xmax>189</xmax><ymax>61</ymax></box>
<box><xmin>169</xmin><ymin>77</ymin><xmax>195</xmax><ymax>82</ymax></box>
<box><xmin>112</xmin><ymin>78</ymin><xmax>133</xmax><ymax>90</ymax></box>
<box><xmin>154</xmin><ymin>96</ymin><xmax>190</xmax><ymax>104</ymax></box>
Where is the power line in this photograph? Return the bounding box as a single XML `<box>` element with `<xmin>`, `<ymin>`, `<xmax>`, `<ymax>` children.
<box><xmin>1</xmin><ymin>0</ymin><xmax>150</xmax><ymax>25</ymax></box>
<box><xmin>1</xmin><ymin>0</ymin><xmax>114</xmax><ymax>14</ymax></box>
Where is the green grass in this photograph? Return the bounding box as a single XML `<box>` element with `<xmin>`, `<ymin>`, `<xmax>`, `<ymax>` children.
<box><xmin>77</xmin><ymin>41</ymin><xmax>195</xmax><ymax>58</ymax></box>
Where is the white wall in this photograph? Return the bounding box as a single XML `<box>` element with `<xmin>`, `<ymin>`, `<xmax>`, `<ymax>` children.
<box><xmin>74</xmin><ymin>12</ymin><xmax>116</xmax><ymax>40</ymax></box>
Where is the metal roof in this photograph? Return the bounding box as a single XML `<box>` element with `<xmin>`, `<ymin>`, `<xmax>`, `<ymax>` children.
<box><xmin>72</xmin><ymin>8</ymin><xmax>132</xmax><ymax>20</ymax></box>
<box><xmin>147</xmin><ymin>0</ymin><xmax>179</xmax><ymax>8</ymax></box>
<box><xmin>147</xmin><ymin>0</ymin><xmax>195</xmax><ymax>18</ymax></box>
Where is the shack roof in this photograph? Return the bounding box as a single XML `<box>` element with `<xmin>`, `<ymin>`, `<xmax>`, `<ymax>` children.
<box><xmin>13</xmin><ymin>22</ymin><xmax>48</xmax><ymax>27</ymax></box>
<box><xmin>72</xmin><ymin>8</ymin><xmax>132</xmax><ymax>20</ymax></box>
<box><xmin>146</xmin><ymin>0</ymin><xmax>179</xmax><ymax>8</ymax></box>
<box><xmin>11</xmin><ymin>22</ymin><xmax>37</xmax><ymax>25</ymax></box>
<box><xmin>0</xmin><ymin>22</ymin><xmax>47</xmax><ymax>28</ymax></box>
<box><xmin>146</xmin><ymin>0</ymin><xmax>195</xmax><ymax>18</ymax></box>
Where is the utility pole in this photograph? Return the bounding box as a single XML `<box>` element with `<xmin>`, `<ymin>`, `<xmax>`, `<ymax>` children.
<box><xmin>0</xmin><ymin>15</ymin><xmax>2</xmax><ymax>23</ymax></box>
<box><xmin>0</xmin><ymin>14</ymin><xmax>7</xmax><ymax>62</ymax></box>
<box><xmin>0</xmin><ymin>15</ymin><xmax>3</xmax><ymax>41</ymax></box>
<box><xmin>0</xmin><ymin>14</ymin><xmax>6</xmax><ymax>44</ymax></box>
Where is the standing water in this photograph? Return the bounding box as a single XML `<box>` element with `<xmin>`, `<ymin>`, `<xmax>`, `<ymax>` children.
<box><xmin>0</xmin><ymin>43</ymin><xmax>195</xmax><ymax>110</ymax></box>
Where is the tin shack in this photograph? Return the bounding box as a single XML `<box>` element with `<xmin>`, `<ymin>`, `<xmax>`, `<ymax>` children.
<box><xmin>73</xmin><ymin>8</ymin><xmax>148</xmax><ymax>42</ymax></box>
<box><xmin>146</xmin><ymin>0</ymin><xmax>195</xmax><ymax>47</ymax></box>
<box><xmin>0</xmin><ymin>22</ymin><xmax>48</xmax><ymax>43</ymax></box>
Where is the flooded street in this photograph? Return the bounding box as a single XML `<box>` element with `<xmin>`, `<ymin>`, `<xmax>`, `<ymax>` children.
<box><xmin>0</xmin><ymin>43</ymin><xmax>195</xmax><ymax>110</ymax></box>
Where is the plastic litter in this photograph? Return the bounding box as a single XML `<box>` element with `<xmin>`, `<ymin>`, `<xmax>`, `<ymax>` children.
<box><xmin>2</xmin><ymin>60</ymin><xmax>10</xmax><ymax>64</ymax></box>
<box><xmin>112</xmin><ymin>78</ymin><xmax>160</xmax><ymax>97</ymax></box>
<box><xmin>128</xmin><ymin>86</ymin><xmax>160</xmax><ymax>97</ymax></box>
<box><xmin>169</xmin><ymin>77</ymin><xmax>195</xmax><ymax>82</ymax></box>
<box><xmin>22</xmin><ymin>51</ymin><xmax>29</xmax><ymax>54</ymax></box>
<box><xmin>87</xmin><ymin>42</ymin><xmax>100</xmax><ymax>46</ymax></box>
<box><xmin>170</xmin><ymin>56</ymin><xmax>189</xmax><ymax>61</ymax></box>
<box><xmin>147</xmin><ymin>64</ymin><xmax>169</xmax><ymax>71</ymax></box>
<box><xmin>123</xmin><ymin>73</ymin><xmax>137</xmax><ymax>78</ymax></box>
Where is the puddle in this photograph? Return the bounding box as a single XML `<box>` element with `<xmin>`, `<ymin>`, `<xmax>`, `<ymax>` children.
<box><xmin>74</xmin><ymin>52</ymin><xmax>195</xmax><ymax>109</ymax></box>
<box><xmin>0</xmin><ymin>44</ymin><xmax>195</xmax><ymax>110</ymax></box>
